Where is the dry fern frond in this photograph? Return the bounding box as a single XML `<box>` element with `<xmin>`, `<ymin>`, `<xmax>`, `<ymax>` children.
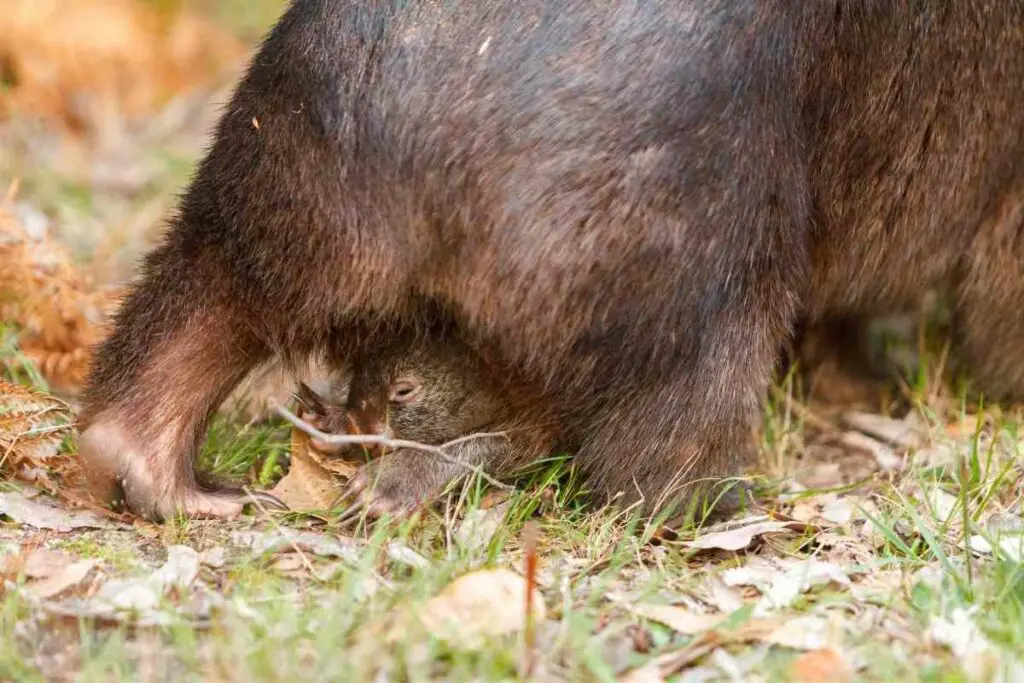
<box><xmin>0</xmin><ymin>378</ymin><xmax>73</xmax><ymax>475</ymax></box>
<box><xmin>0</xmin><ymin>192</ymin><xmax>121</xmax><ymax>395</ymax></box>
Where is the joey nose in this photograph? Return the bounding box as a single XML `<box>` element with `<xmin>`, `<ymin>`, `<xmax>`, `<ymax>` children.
<box><xmin>343</xmin><ymin>385</ymin><xmax>388</xmax><ymax>460</ymax></box>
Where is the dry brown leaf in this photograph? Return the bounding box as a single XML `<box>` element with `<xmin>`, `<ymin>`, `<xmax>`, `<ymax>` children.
<box><xmin>684</xmin><ymin>520</ymin><xmax>807</xmax><ymax>552</ymax></box>
<box><xmin>385</xmin><ymin>568</ymin><xmax>546</xmax><ymax>649</ymax></box>
<box><xmin>629</xmin><ymin>604</ymin><xmax>725</xmax><ymax>635</ymax></box>
<box><xmin>0</xmin><ymin>489</ymin><xmax>110</xmax><ymax>531</ymax></box>
<box><xmin>789</xmin><ymin>648</ymin><xmax>854</xmax><ymax>683</ymax></box>
<box><xmin>25</xmin><ymin>559</ymin><xmax>99</xmax><ymax>599</ymax></box>
<box><xmin>268</xmin><ymin>428</ymin><xmax>343</xmax><ymax>511</ymax></box>
<box><xmin>841</xmin><ymin>411</ymin><xmax>923</xmax><ymax>449</ymax></box>
<box><xmin>16</xmin><ymin>547</ymin><xmax>76</xmax><ymax>579</ymax></box>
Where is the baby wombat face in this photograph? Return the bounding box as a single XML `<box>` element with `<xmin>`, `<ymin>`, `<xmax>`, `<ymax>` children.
<box><xmin>297</xmin><ymin>337</ymin><xmax>509</xmax><ymax>452</ymax></box>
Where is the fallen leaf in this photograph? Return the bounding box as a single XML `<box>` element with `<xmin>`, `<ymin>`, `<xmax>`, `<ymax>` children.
<box><xmin>928</xmin><ymin>607</ymin><xmax>1024</xmax><ymax>682</ymax></box>
<box><xmin>842</xmin><ymin>412</ymin><xmax>922</xmax><ymax>449</ymax></box>
<box><xmin>93</xmin><ymin>545</ymin><xmax>200</xmax><ymax>612</ymax></box>
<box><xmin>386</xmin><ymin>541</ymin><xmax>430</xmax><ymax>569</ymax></box>
<box><xmin>923</xmin><ymin>487</ymin><xmax>959</xmax><ymax>524</ymax></box>
<box><xmin>789</xmin><ymin>647</ymin><xmax>854</xmax><ymax>683</ymax></box>
<box><xmin>838</xmin><ymin>431</ymin><xmax>902</xmax><ymax>471</ymax></box>
<box><xmin>820</xmin><ymin>498</ymin><xmax>854</xmax><ymax>525</ymax></box>
<box><xmin>968</xmin><ymin>534</ymin><xmax>1024</xmax><ymax>563</ymax></box>
<box><xmin>150</xmin><ymin>545</ymin><xmax>199</xmax><ymax>592</ymax></box>
<box><xmin>25</xmin><ymin>559</ymin><xmax>98</xmax><ymax>599</ymax></box>
<box><xmin>765</xmin><ymin>615</ymin><xmax>844</xmax><ymax>651</ymax></box>
<box><xmin>685</xmin><ymin>520</ymin><xmax>806</xmax><ymax>552</ymax></box>
<box><xmin>725</xmin><ymin>559</ymin><xmax>851</xmax><ymax>615</ymax></box>
<box><xmin>628</xmin><ymin>603</ymin><xmax>726</xmax><ymax>635</ymax></box>
<box><xmin>0</xmin><ymin>490</ymin><xmax>110</xmax><ymax>531</ymax></box>
<box><xmin>454</xmin><ymin>501</ymin><xmax>509</xmax><ymax>552</ymax></box>
<box><xmin>231</xmin><ymin>530</ymin><xmax>360</xmax><ymax>562</ymax></box>
<box><xmin>200</xmin><ymin>546</ymin><xmax>226</xmax><ymax>569</ymax></box>
<box><xmin>6</xmin><ymin>547</ymin><xmax>75</xmax><ymax>579</ymax></box>
<box><xmin>268</xmin><ymin>429</ymin><xmax>343</xmax><ymax>511</ymax></box>
<box><xmin>387</xmin><ymin>568</ymin><xmax>545</xmax><ymax>649</ymax></box>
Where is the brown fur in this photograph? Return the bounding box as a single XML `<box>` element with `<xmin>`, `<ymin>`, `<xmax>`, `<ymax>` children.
<box><xmin>78</xmin><ymin>1</ymin><xmax>1024</xmax><ymax>522</ymax></box>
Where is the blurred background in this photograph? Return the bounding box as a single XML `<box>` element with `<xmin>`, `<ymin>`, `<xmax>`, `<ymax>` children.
<box><xmin>1</xmin><ymin>0</ymin><xmax>287</xmax><ymax>396</ymax></box>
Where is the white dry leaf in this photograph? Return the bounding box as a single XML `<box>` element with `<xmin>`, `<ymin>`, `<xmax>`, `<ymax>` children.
<box><xmin>25</xmin><ymin>559</ymin><xmax>99</xmax><ymax>599</ymax></box>
<box><xmin>627</xmin><ymin>603</ymin><xmax>726</xmax><ymax>635</ymax></box>
<box><xmin>820</xmin><ymin>498</ymin><xmax>854</xmax><ymax>526</ymax></box>
<box><xmin>684</xmin><ymin>520</ymin><xmax>804</xmax><ymax>552</ymax></box>
<box><xmin>923</xmin><ymin>487</ymin><xmax>960</xmax><ymax>525</ymax></box>
<box><xmin>150</xmin><ymin>545</ymin><xmax>200</xmax><ymax>592</ymax></box>
<box><xmin>985</xmin><ymin>512</ymin><xmax>1024</xmax><ymax>535</ymax></box>
<box><xmin>231</xmin><ymin>530</ymin><xmax>360</xmax><ymax>562</ymax></box>
<box><xmin>967</xmin><ymin>534</ymin><xmax>1024</xmax><ymax>563</ymax></box>
<box><xmin>841</xmin><ymin>411</ymin><xmax>923</xmax><ymax>449</ymax></box>
<box><xmin>453</xmin><ymin>501</ymin><xmax>509</xmax><ymax>552</ymax></box>
<box><xmin>928</xmin><ymin>607</ymin><xmax>1024</xmax><ymax>683</ymax></box>
<box><xmin>725</xmin><ymin>559</ymin><xmax>851</xmax><ymax>615</ymax></box>
<box><xmin>848</xmin><ymin>570</ymin><xmax>903</xmax><ymax>602</ymax></box>
<box><xmin>94</xmin><ymin>545</ymin><xmax>199</xmax><ymax>613</ymax></box>
<box><xmin>702</xmin><ymin>575</ymin><xmax>746</xmax><ymax>613</ymax></box>
<box><xmin>200</xmin><ymin>546</ymin><xmax>227</xmax><ymax>569</ymax></box>
<box><xmin>912</xmin><ymin>442</ymin><xmax>958</xmax><ymax>469</ymax></box>
<box><xmin>97</xmin><ymin>578</ymin><xmax>161</xmax><ymax>612</ymax></box>
<box><xmin>838</xmin><ymin>431</ymin><xmax>902</xmax><ymax>471</ymax></box>
<box><xmin>0</xmin><ymin>490</ymin><xmax>110</xmax><ymax>531</ymax></box>
<box><xmin>387</xmin><ymin>568</ymin><xmax>545</xmax><ymax>650</ymax></box>
<box><xmin>765</xmin><ymin>615</ymin><xmax>844</xmax><ymax>651</ymax></box>
<box><xmin>386</xmin><ymin>541</ymin><xmax>430</xmax><ymax>569</ymax></box>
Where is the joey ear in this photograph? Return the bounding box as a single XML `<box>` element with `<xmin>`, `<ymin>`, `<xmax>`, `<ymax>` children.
<box><xmin>294</xmin><ymin>381</ymin><xmax>328</xmax><ymax>416</ymax></box>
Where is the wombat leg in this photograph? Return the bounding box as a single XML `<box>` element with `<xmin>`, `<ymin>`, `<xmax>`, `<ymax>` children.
<box><xmin>77</xmin><ymin>252</ymin><xmax>280</xmax><ymax>521</ymax></box>
<box><xmin>576</xmin><ymin>287</ymin><xmax>797</xmax><ymax>526</ymax></box>
<box><xmin>334</xmin><ymin>437</ymin><xmax>512</xmax><ymax>526</ymax></box>
<box><xmin>957</xmin><ymin>198</ymin><xmax>1024</xmax><ymax>400</ymax></box>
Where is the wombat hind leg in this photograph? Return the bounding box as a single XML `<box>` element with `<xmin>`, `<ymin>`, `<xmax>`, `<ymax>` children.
<box><xmin>79</xmin><ymin>268</ymin><xmax>275</xmax><ymax>521</ymax></box>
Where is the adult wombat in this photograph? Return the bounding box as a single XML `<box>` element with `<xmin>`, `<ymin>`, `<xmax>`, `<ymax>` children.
<box><xmin>78</xmin><ymin>1</ymin><xmax>1024</xmax><ymax>521</ymax></box>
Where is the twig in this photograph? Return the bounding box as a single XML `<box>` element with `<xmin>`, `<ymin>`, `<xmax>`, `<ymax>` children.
<box><xmin>520</xmin><ymin>520</ymin><xmax>540</xmax><ymax>679</ymax></box>
<box><xmin>269</xmin><ymin>399</ymin><xmax>514</xmax><ymax>492</ymax></box>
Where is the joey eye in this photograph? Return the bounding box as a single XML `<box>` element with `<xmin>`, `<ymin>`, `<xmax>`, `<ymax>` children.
<box><xmin>389</xmin><ymin>379</ymin><xmax>422</xmax><ymax>404</ymax></box>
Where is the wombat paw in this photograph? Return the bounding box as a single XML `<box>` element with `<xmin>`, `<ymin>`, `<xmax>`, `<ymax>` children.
<box><xmin>78</xmin><ymin>420</ymin><xmax>287</xmax><ymax>522</ymax></box>
<box><xmin>332</xmin><ymin>453</ymin><xmax>440</xmax><ymax>527</ymax></box>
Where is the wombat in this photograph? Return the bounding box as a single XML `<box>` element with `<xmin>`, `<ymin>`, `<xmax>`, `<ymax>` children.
<box><xmin>294</xmin><ymin>334</ymin><xmax>554</xmax><ymax>520</ymax></box>
<box><xmin>78</xmin><ymin>0</ymin><xmax>1024</xmax><ymax>522</ymax></box>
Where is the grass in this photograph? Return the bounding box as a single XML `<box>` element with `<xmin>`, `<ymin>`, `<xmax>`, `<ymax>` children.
<box><xmin>3</xmin><ymin>384</ymin><xmax>1022</xmax><ymax>681</ymax></box>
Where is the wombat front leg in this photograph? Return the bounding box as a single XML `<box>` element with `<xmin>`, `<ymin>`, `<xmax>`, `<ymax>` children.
<box><xmin>957</xmin><ymin>198</ymin><xmax>1024</xmax><ymax>400</ymax></box>
<box><xmin>334</xmin><ymin>436</ymin><xmax>515</xmax><ymax>525</ymax></box>
<box><xmin>77</xmin><ymin>244</ymin><xmax>286</xmax><ymax>521</ymax></box>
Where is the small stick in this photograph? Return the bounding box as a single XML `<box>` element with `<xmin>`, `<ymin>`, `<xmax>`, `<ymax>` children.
<box><xmin>520</xmin><ymin>520</ymin><xmax>540</xmax><ymax>679</ymax></box>
<box><xmin>269</xmin><ymin>399</ymin><xmax>514</xmax><ymax>491</ymax></box>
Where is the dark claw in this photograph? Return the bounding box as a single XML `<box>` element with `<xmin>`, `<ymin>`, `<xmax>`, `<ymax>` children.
<box><xmin>335</xmin><ymin>498</ymin><xmax>368</xmax><ymax>527</ymax></box>
<box><xmin>330</xmin><ymin>475</ymin><xmax>366</xmax><ymax>511</ymax></box>
<box><xmin>245</xmin><ymin>490</ymin><xmax>290</xmax><ymax>512</ymax></box>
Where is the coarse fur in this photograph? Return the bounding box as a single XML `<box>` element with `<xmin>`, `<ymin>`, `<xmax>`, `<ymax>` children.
<box><xmin>78</xmin><ymin>0</ymin><xmax>1024</xmax><ymax>521</ymax></box>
